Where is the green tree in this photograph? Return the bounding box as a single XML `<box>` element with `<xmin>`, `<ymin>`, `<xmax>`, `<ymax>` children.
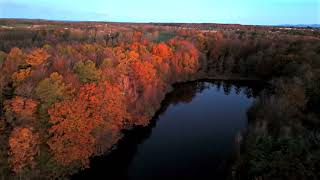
<box><xmin>0</xmin><ymin>51</ymin><xmax>7</xmax><ymax>66</ymax></box>
<box><xmin>35</xmin><ymin>72</ymin><xmax>68</xmax><ymax>106</ymax></box>
<box><xmin>74</xmin><ymin>60</ymin><xmax>101</xmax><ymax>83</ymax></box>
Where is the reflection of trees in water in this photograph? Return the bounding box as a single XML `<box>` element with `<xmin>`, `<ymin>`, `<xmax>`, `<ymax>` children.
<box><xmin>208</xmin><ymin>80</ymin><xmax>264</xmax><ymax>98</ymax></box>
<box><xmin>223</xmin><ymin>82</ymin><xmax>232</xmax><ymax>95</ymax></box>
<box><xmin>72</xmin><ymin>124</ymin><xmax>154</xmax><ymax>179</ymax></box>
<box><xmin>168</xmin><ymin>80</ymin><xmax>264</xmax><ymax>105</ymax></box>
<box><xmin>72</xmin><ymin>80</ymin><xmax>264</xmax><ymax>179</ymax></box>
<box><xmin>235</xmin><ymin>84</ymin><xmax>242</xmax><ymax>95</ymax></box>
<box><xmin>168</xmin><ymin>82</ymin><xmax>209</xmax><ymax>105</ymax></box>
<box><xmin>215</xmin><ymin>81</ymin><xmax>222</xmax><ymax>91</ymax></box>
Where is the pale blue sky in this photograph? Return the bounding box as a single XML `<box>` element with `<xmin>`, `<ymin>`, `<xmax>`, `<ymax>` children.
<box><xmin>0</xmin><ymin>0</ymin><xmax>319</xmax><ymax>25</ymax></box>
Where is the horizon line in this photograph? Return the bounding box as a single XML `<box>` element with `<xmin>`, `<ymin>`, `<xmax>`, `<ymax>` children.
<box><xmin>0</xmin><ymin>18</ymin><xmax>319</xmax><ymax>27</ymax></box>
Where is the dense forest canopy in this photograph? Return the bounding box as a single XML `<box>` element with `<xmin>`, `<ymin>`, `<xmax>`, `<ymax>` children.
<box><xmin>0</xmin><ymin>20</ymin><xmax>320</xmax><ymax>179</ymax></box>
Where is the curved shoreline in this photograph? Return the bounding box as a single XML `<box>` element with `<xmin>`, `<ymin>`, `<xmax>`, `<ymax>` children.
<box><xmin>73</xmin><ymin>79</ymin><xmax>262</xmax><ymax>179</ymax></box>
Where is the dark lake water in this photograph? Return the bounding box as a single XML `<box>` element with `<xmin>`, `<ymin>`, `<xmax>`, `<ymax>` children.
<box><xmin>73</xmin><ymin>80</ymin><xmax>263</xmax><ymax>180</ymax></box>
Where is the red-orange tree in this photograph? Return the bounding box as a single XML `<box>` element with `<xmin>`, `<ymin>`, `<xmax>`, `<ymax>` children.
<box><xmin>129</xmin><ymin>60</ymin><xmax>157</xmax><ymax>89</ymax></box>
<box><xmin>169</xmin><ymin>39</ymin><xmax>200</xmax><ymax>80</ymax></box>
<box><xmin>48</xmin><ymin>81</ymin><xmax>126</xmax><ymax>166</ymax></box>
<box><xmin>8</xmin><ymin>127</ymin><xmax>40</xmax><ymax>173</ymax></box>
<box><xmin>11</xmin><ymin>68</ymin><xmax>32</xmax><ymax>83</ymax></box>
<box><xmin>2</xmin><ymin>48</ymin><xmax>25</xmax><ymax>84</ymax></box>
<box><xmin>152</xmin><ymin>42</ymin><xmax>172</xmax><ymax>59</ymax></box>
<box><xmin>4</xmin><ymin>96</ymin><xmax>39</xmax><ymax>126</ymax></box>
<box><xmin>151</xmin><ymin>43</ymin><xmax>173</xmax><ymax>82</ymax></box>
<box><xmin>26</xmin><ymin>48</ymin><xmax>50</xmax><ymax>66</ymax></box>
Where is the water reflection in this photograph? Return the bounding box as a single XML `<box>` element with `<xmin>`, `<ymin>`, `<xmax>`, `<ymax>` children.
<box><xmin>73</xmin><ymin>80</ymin><xmax>264</xmax><ymax>180</ymax></box>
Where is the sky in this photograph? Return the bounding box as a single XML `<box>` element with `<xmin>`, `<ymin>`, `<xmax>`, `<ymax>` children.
<box><xmin>0</xmin><ymin>0</ymin><xmax>319</xmax><ymax>25</ymax></box>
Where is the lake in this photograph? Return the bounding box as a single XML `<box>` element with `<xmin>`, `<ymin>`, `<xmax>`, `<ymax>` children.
<box><xmin>73</xmin><ymin>80</ymin><xmax>263</xmax><ymax>180</ymax></box>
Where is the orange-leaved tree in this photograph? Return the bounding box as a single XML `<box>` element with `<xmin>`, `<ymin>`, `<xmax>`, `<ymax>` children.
<box><xmin>48</xmin><ymin>81</ymin><xmax>126</xmax><ymax>166</ymax></box>
<box><xmin>152</xmin><ymin>42</ymin><xmax>172</xmax><ymax>59</ymax></box>
<box><xmin>8</xmin><ymin>127</ymin><xmax>40</xmax><ymax>173</ymax></box>
<box><xmin>4</xmin><ymin>96</ymin><xmax>39</xmax><ymax>126</ymax></box>
<box><xmin>26</xmin><ymin>48</ymin><xmax>50</xmax><ymax>66</ymax></box>
<box><xmin>129</xmin><ymin>60</ymin><xmax>157</xmax><ymax>89</ymax></box>
<box><xmin>2</xmin><ymin>48</ymin><xmax>25</xmax><ymax>83</ymax></box>
<box><xmin>11</xmin><ymin>68</ymin><xmax>32</xmax><ymax>83</ymax></box>
<box><xmin>169</xmin><ymin>39</ymin><xmax>200</xmax><ymax>80</ymax></box>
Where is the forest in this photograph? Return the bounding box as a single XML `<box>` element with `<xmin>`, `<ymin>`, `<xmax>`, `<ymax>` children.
<box><xmin>0</xmin><ymin>19</ymin><xmax>320</xmax><ymax>179</ymax></box>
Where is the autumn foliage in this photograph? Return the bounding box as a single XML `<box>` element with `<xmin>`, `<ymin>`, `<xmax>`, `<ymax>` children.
<box><xmin>130</xmin><ymin>60</ymin><xmax>157</xmax><ymax>88</ymax></box>
<box><xmin>10</xmin><ymin>96</ymin><xmax>38</xmax><ymax>118</ymax></box>
<box><xmin>35</xmin><ymin>72</ymin><xmax>71</xmax><ymax>106</ymax></box>
<box><xmin>48</xmin><ymin>81</ymin><xmax>126</xmax><ymax>165</ymax></box>
<box><xmin>1</xmin><ymin>21</ymin><xmax>319</xmax><ymax>179</ymax></box>
<box><xmin>8</xmin><ymin>127</ymin><xmax>40</xmax><ymax>173</ymax></box>
<box><xmin>169</xmin><ymin>39</ymin><xmax>199</xmax><ymax>77</ymax></box>
<box><xmin>0</xmin><ymin>31</ymin><xmax>204</xmax><ymax>174</ymax></box>
<box><xmin>11</xmin><ymin>68</ymin><xmax>32</xmax><ymax>83</ymax></box>
<box><xmin>4</xmin><ymin>96</ymin><xmax>39</xmax><ymax>126</ymax></box>
<box><xmin>74</xmin><ymin>60</ymin><xmax>102</xmax><ymax>83</ymax></box>
<box><xmin>26</xmin><ymin>48</ymin><xmax>50</xmax><ymax>66</ymax></box>
<box><xmin>152</xmin><ymin>42</ymin><xmax>172</xmax><ymax>58</ymax></box>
